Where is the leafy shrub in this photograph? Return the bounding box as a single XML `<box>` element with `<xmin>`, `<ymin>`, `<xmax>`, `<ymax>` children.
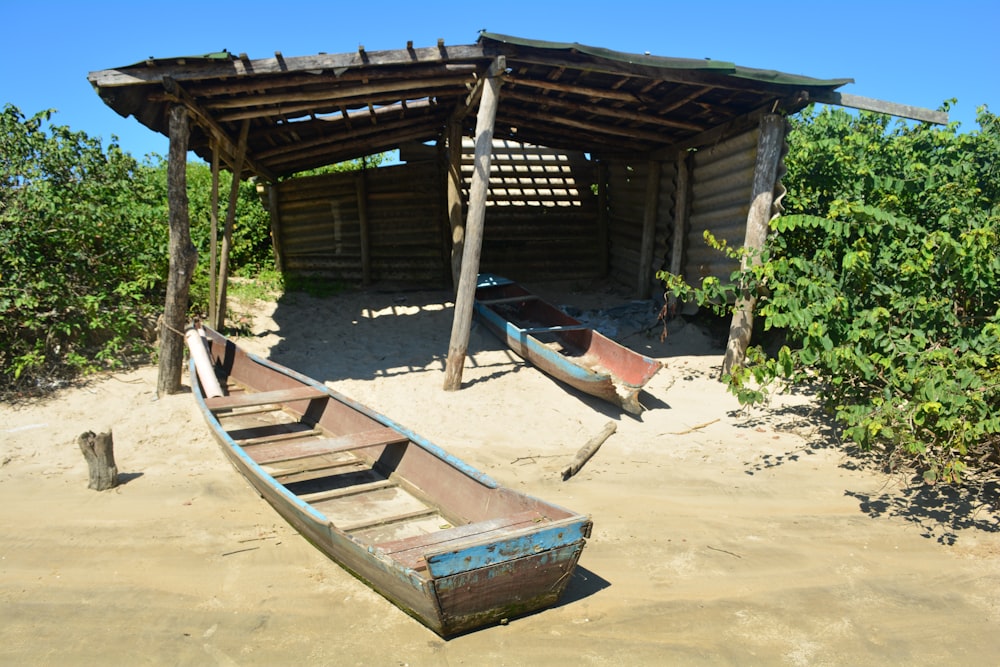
<box><xmin>660</xmin><ymin>104</ymin><xmax>1000</xmax><ymax>483</ymax></box>
<box><xmin>1</xmin><ymin>105</ymin><xmax>168</xmax><ymax>391</ymax></box>
<box><xmin>1</xmin><ymin>104</ymin><xmax>387</xmax><ymax>394</ymax></box>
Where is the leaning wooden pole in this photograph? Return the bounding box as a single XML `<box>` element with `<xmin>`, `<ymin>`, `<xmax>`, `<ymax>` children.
<box><xmin>213</xmin><ymin>119</ymin><xmax>250</xmax><ymax>330</ymax></box>
<box><xmin>157</xmin><ymin>105</ymin><xmax>197</xmax><ymax>397</ymax></box>
<box><xmin>721</xmin><ymin>114</ymin><xmax>786</xmax><ymax>377</ymax></box>
<box><xmin>442</xmin><ymin>57</ymin><xmax>504</xmax><ymax>391</ymax></box>
<box><xmin>207</xmin><ymin>141</ymin><xmax>220</xmax><ymax>328</ymax></box>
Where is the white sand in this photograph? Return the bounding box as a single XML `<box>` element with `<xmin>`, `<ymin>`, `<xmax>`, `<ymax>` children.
<box><xmin>2</xmin><ymin>280</ymin><xmax>998</xmax><ymax>666</ymax></box>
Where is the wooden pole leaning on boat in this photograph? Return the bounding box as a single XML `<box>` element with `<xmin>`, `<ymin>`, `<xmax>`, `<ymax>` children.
<box><xmin>185</xmin><ymin>327</ymin><xmax>224</xmax><ymax>398</ymax></box>
<box><xmin>562</xmin><ymin>421</ymin><xmax>617</xmax><ymax>481</ymax></box>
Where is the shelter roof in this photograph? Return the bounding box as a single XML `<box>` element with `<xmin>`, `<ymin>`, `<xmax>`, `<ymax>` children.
<box><xmin>88</xmin><ymin>32</ymin><xmax>854</xmax><ymax>180</ymax></box>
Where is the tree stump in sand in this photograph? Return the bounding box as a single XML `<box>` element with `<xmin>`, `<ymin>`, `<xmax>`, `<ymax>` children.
<box><xmin>78</xmin><ymin>430</ymin><xmax>119</xmax><ymax>491</ymax></box>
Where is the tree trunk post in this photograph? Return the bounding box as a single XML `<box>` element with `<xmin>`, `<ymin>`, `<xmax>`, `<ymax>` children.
<box><xmin>721</xmin><ymin>114</ymin><xmax>787</xmax><ymax>378</ymax></box>
<box><xmin>442</xmin><ymin>57</ymin><xmax>504</xmax><ymax>391</ymax></box>
<box><xmin>78</xmin><ymin>430</ymin><xmax>119</xmax><ymax>491</ymax></box>
<box><xmin>157</xmin><ymin>105</ymin><xmax>197</xmax><ymax>397</ymax></box>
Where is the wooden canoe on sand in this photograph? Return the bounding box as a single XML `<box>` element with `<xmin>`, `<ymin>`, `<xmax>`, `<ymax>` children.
<box><xmin>474</xmin><ymin>275</ymin><xmax>662</xmax><ymax>414</ymax></box>
<box><xmin>186</xmin><ymin>327</ymin><xmax>592</xmax><ymax>637</ymax></box>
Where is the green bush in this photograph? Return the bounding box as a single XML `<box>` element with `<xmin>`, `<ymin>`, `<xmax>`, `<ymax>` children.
<box><xmin>1</xmin><ymin>105</ymin><xmax>168</xmax><ymax>390</ymax></box>
<box><xmin>660</xmin><ymin>104</ymin><xmax>1000</xmax><ymax>483</ymax></box>
<box><xmin>1</xmin><ymin>104</ymin><xmax>385</xmax><ymax>394</ymax></box>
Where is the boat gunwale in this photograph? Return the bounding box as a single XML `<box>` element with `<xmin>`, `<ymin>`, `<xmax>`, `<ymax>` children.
<box><xmin>188</xmin><ymin>333</ymin><xmax>590</xmax><ymax>563</ymax></box>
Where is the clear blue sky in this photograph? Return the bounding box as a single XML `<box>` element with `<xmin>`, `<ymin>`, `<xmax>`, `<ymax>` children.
<box><xmin>3</xmin><ymin>0</ymin><xmax>997</xmax><ymax>160</ymax></box>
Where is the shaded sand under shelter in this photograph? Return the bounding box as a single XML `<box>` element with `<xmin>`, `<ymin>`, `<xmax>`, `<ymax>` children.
<box><xmin>88</xmin><ymin>31</ymin><xmax>945</xmax><ymax>394</ymax></box>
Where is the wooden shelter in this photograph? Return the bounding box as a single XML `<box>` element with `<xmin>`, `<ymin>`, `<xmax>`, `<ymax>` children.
<box><xmin>88</xmin><ymin>32</ymin><xmax>946</xmax><ymax>393</ymax></box>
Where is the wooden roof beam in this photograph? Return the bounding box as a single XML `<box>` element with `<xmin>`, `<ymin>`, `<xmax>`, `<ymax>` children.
<box><xmin>811</xmin><ymin>90</ymin><xmax>948</xmax><ymax>125</ymax></box>
<box><xmin>266</xmin><ymin>122</ymin><xmax>446</xmax><ymax>175</ymax></box>
<box><xmin>161</xmin><ymin>77</ymin><xmax>275</xmax><ymax>181</ymax></box>
<box><xmin>257</xmin><ymin>108</ymin><xmax>443</xmax><ymax>162</ymax></box>
<box><xmin>89</xmin><ymin>44</ymin><xmax>489</xmax><ymax>88</ymax></box>
<box><xmin>202</xmin><ymin>73</ymin><xmax>473</xmax><ymax>111</ymax></box>
<box><xmin>501</xmin><ymin>88</ymin><xmax>706</xmax><ymax>132</ymax></box>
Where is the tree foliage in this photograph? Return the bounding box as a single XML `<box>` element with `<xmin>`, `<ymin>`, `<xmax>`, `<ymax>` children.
<box><xmin>0</xmin><ymin>103</ymin><xmax>387</xmax><ymax>395</ymax></box>
<box><xmin>1</xmin><ymin>105</ymin><xmax>168</xmax><ymax>389</ymax></box>
<box><xmin>660</xmin><ymin>103</ymin><xmax>1000</xmax><ymax>483</ymax></box>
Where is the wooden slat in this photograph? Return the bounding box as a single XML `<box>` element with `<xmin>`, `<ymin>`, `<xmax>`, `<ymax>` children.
<box><xmin>298</xmin><ymin>479</ymin><xmax>396</xmax><ymax>504</ymax></box>
<box><xmin>245</xmin><ymin>427</ymin><xmax>409</xmax><ymax>465</ymax></box>
<box><xmin>236</xmin><ymin>428</ymin><xmax>322</xmax><ymax>447</ymax></box>
<box><xmin>206</xmin><ymin>385</ymin><xmax>327</xmax><ymax>412</ymax></box>
<box><xmin>338</xmin><ymin>508</ymin><xmax>440</xmax><ymax>534</ymax></box>
<box><xmin>520</xmin><ymin>324</ymin><xmax>589</xmax><ymax>334</ymax></box>
<box><xmin>269</xmin><ymin>458</ymin><xmax>365</xmax><ymax>482</ymax></box>
<box><xmin>476</xmin><ymin>294</ymin><xmax>540</xmax><ymax>305</ymax></box>
<box><xmin>378</xmin><ymin>510</ymin><xmax>546</xmax><ymax>570</ymax></box>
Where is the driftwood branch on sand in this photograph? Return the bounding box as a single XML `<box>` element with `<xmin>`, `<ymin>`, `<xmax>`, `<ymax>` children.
<box><xmin>562</xmin><ymin>421</ymin><xmax>617</xmax><ymax>481</ymax></box>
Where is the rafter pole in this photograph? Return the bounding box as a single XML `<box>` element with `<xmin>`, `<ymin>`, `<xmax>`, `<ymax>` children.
<box><xmin>161</xmin><ymin>76</ymin><xmax>274</xmax><ymax>181</ymax></box>
<box><xmin>443</xmin><ymin>56</ymin><xmax>504</xmax><ymax>392</ymax></box>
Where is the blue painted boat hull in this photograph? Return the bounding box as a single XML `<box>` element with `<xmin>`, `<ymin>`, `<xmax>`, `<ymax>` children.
<box><xmin>474</xmin><ymin>275</ymin><xmax>662</xmax><ymax>414</ymax></box>
<box><xmin>188</xmin><ymin>327</ymin><xmax>592</xmax><ymax>637</ymax></box>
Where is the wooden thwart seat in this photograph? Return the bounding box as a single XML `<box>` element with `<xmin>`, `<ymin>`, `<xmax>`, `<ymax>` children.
<box><xmin>298</xmin><ymin>479</ymin><xmax>396</xmax><ymax>504</ymax></box>
<box><xmin>206</xmin><ymin>385</ymin><xmax>328</xmax><ymax>412</ymax></box>
<box><xmin>338</xmin><ymin>508</ymin><xmax>440</xmax><ymax>534</ymax></box>
<box><xmin>245</xmin><ymin>426</ymin><xmax>409</xmax><ymax>465</ymax></box>
<box><xmin>376</xmin><ymin>510</ymin><xmax>547</xmax><ymax>570</ymax></box>
<box><xmin>519</xmin><ymin>324</ymin><xmax>590</xmax><ymax>334</ymax></box>
<box><xmin>477</xmin><ymin>294</ymin><xmax>541</xmax><ymax>305</ymax></box>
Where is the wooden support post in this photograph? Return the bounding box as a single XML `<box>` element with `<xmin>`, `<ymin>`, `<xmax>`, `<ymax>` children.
<box><xmin>157</xmin><ymin>105</ymin><xmax>197</xmax><ymax>397</ymax></box>
<box><xmin>637</xmin><ymin>159</ymin><xmax>662</xmax><ymax>299</ymax></box>
<box><xmin>667</xmin><ymin>151</ymin><xmax>692</xmax><ymax>315</ymax></box>
<box><xmin>208</xmin><ymin>141</ymin><xmax>220</xmax><ymax>328</ymax></box>
<box><xmin>596</xmin><ymin>160</ymin><xmax>609</xmax><ymax>277</ymax></box>
<box><xmin>721</xmin><ymin>114</ymin><xmax>786</xmax><ymax>377</ymax></box>
<box><xmin>356</xmin><ymin>172</ymin><xmax>371</xmax><ymax>286</ymax></box>
<box><xmin>265</xmin><ymin>182</ymin><xmax>284</xmax><ymax>273</ymax></box>
<box><xmin>442</xmin><ymin>57</ymin><xmax>504</xmax><ymax>391</ymax></box>
<box><xmin>446</xmin><ymin>120</ymin><xmax>465</xmax><ymax>291</ymax></box>
<box><xmin>213</xmin><ymin>119</ymin><xmax>250</xmax><ymax>331</ymax></box>
<box><xmin>78</xmin><ymin>430</ymin><xmax>118</xmax><ymax>491</ymax></box>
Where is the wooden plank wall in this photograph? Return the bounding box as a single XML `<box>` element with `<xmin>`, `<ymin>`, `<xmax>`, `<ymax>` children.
<box><xmin>272</xmin><ymin>140</ymin><xmax>601</xmax><ymax>287</ymax></box>
<box><xmin>684</xmin><ymin>127</ymin><xmax>759</xmax><ymax>282</ymax></box>
<box><xmin>274</xmin><ymin>162</ymin><xmax>446</xmax><ymax>285</ymax></box>
<box><xmin>464</xmin><ymin>139</ymin><xmax>601</xmax><ymax>281</ymax></box>
<box><xmin>605</xmin><ymin>159</ymin><xmax>677</xmax><ymax>295</ymax></box>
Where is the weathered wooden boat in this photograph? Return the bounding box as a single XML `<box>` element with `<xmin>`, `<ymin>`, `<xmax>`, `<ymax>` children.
<box><xmin>186</xmin><ymin>326</ymin><xmax>592</xmax><ymax>638</ymax></box>
<box><xmin>473</xmin><ymin>275</ymin><xmax>662</xmax><ymax>414</ymax></box>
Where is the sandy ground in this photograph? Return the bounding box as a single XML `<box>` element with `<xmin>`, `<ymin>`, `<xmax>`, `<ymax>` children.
<box><xmin>2</xmin><ymin>279</ymin><xmax>999</xmax><ymax>666</ymax></box>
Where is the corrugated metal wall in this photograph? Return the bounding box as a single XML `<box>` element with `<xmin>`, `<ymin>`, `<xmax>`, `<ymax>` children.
<box><xmin>605</xmin><ymin>159</ymin><xmax>677</xmax><ymax>294</ymax></box>
<box><xmin>684</xmin><ymin>127</ymin><xmax>759</xmax><ymax>282</ymax></box>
